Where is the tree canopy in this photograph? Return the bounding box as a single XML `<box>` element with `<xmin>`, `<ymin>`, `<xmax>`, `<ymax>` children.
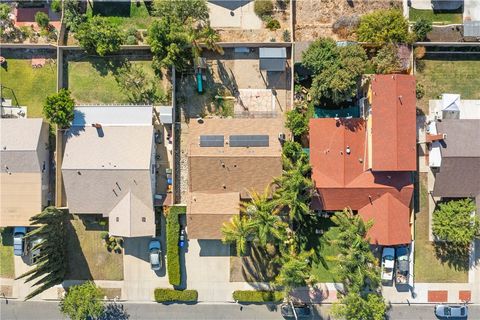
<box><xmin>357</xmin><ymin>9</ymin><xmax>412</xmax><ymax>44</ymax></box>
<box><xmin>285</xmin><ymin>108</ymin><xmax>309</xmax><ymax>138</ymax></box>
<box><xmin>16</xmin><ymin>207</ymin><xmax>68</xmax><ymax>300</ymax></box>
<box><xmin>302</xmin><ymin>38</ymin><xmax>366</xmax><ymax>104</ymax></box>
<box><xmin>74</xmin><ymin>16</ymin><xmax>123</xmax><ymax>56</ymax></box>
<box><xmin>0</xmin><ymin>3</ymin><xmax>10</xmax><ymax>21</ymax></box>
<box><xmin>331</xmin><ymin>291</ymin><xmax>388</xmax><ymax>320</ymax></box>
<box><xmin>432</xmin><ymin>198</ymin><xmax>478</xmax><ymax>247</ymax></box>
<box><xmin>43</xmin><ymin>89</ymin><xmax>75</xmax><ymax>128</ymax></box>
<box><xmin>59</xmin><ymin>281</ymin><xmax>104</xmax><ymax>320</ymax></box>
<box><xmin>153</xmin><ymin>0</ymin><xmax>209</xmax><ymax>24</ymax></box>
<box><xmin>372</xmin><ymin>44</ymin><xmax>401</xmax><ymax>74</ymax></box>
<box><xmin>413</xmin><ymin>18</ymin><xmax>433</xmax><ymax>41</ymax></box>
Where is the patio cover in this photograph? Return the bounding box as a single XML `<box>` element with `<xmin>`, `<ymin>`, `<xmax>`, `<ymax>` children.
<box><xmin>259</xmin><ymin>47</ymin><xmax>286</xmax><ymax>72</ymax></box>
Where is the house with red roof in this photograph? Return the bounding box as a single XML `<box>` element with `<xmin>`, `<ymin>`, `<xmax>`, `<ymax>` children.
<box><xmin>309</xmin><ymin>74</ymin><xmax>416</xmax><ymax>246</ymax></box>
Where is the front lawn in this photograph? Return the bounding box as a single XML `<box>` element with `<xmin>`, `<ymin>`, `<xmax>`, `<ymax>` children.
<box><xmin>311</xmin><ymin>224</ymin><xmax>340</xmax><ymax>283</ymax></box>
<box><xmin>415</xmin><ymin>54</ymin><xmax>480</xmax><ymax>113</ymax></box>
<box><xmin>87</xmin><ymin>0</ymin><xmax>154</xmax><ymax>30</ymax></box>
<box><xmin>414</xmin><ymin>173</ymin><xmax>468</xmax><ymax>283</ymax></box>
<box><xmin>409</xmin><ymin>8</ymin><xmax>463</xmax><ymax>24</ymax></box>
<box><xmin>65</xmin><ymin>215</ymin><xmax>124</xmax><ymax>281</ymax></box>
<box><xmin>67</xmin><ymin>54</ymin><xmax>170</xmax><ymax>105</ymax></box>
<box><xmin>0</xmin><ymin>51</ymin><xmax>57</xmax><ymax>118</ymax></box>
<box><xmin>0</xmin><ymin>228</ymin><xmax>15</xmax><ymax>278</ymax></box>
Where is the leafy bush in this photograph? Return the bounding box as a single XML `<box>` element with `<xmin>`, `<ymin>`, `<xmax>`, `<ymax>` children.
<box><xmin>35</xmin><ymin>12</ymin><xmax>49</xmax><ymax>29</ymax></box>
<box><xmin>125</xmin><ymin>35</ymin><xmax>138</xmax><ymax>45</ymax></box>
<box><xmin>286</xmin><ymin>108</ymin><xmax>309</xmax><ymax>138</ymax></box>
<box><xmin>74</xmin><ymin>16</ymin><xmax>123</xmax><ymax>56</ymax></box>
<box><xmin>154</xmin><ymin>288</ymin><xmax>198</xmax><ymax>302</ymax></box>
<box><xmin>372</xmin><ymin>44</ymin><xmax>401</xmax><ymax>74</ymax></box>
<box><xmin>100</xmin><ymin>231</ymin><xmax>109</xmax><ymax>240</ymax></box>
<box><xmin>416</xmin><ymin>83</ymin><xmax>425</xmax><ymax>99</ymax></box>
<box><xmin>51</xmin><ymin>0</ymin><xmax>62</xmax><ymax>13</ymax></box>
<box><xmin>166</xmin><ymin>206</ymin><xmax>186</xmax><ymax>286</ymax></box>
<box><xmin>266</xmin><ymin>18</ymin><xmax>281</xmax><ymax>31</ymax></box>
<box><xmin>232</xmin><ymin>290</ymin><xmax>284</xmax><ymax>303</ymax></box>
<box><xmin>413</xmin><ymin>18</ymin><xmax>432</xmax><ymax>41</ymax></box>
<box><xmin>357</xmin><ymin>9</ymin><xmax>411</xmax><ymax>44</ymax></box>
<box><xmin>282</xmin><ymin>29</ymin><xmax>291</xmax><ymax>42</ymax></box>
<box><xmin>254</xmin><ymin>0</ymin><xmax>273</xmax><ymax>20</ymax></box>
<box><xmin>43</xmin><ymin>89</ymin><xmax>75</xmax><ymax>128</ymax></box>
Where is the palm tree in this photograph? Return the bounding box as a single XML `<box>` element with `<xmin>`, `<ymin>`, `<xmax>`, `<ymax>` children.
<box><xmin>241</xmin><ymin>189</ymin><xmax>287</xmax><ymax>246</ymax></box>
<box><xmin>221</xmin><ymin>215</ymin><xmax>255</xmax><ymax>256</ymax></box>
<box><xmin>274</xmin><ymin>250</ymin><xmax>314</xmax><ymax>293</ymax></box>
<box><xmin>200</xmin><ymin>25</ymin><xmax>224</xmax><ymax>55</ymax></box>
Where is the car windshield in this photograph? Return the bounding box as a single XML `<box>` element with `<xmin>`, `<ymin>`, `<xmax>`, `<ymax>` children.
<box><xmin>384</xmin><ymin>255</ymin><xmax>394</xmax><ymax>261</ymax></box>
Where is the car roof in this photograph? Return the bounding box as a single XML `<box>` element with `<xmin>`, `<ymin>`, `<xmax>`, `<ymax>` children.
<box><xmin>396</xmin><ymin>246</ymin><xmax>408</xmax><ymax>255</ymax></box>
<box><xmin>150</xmin><ymin>252</ymin><xmax>160</xmax><ymax>265</ymax></box>
<box><xmin>382</xmin><ymin>247</ymin><xmax>395</xmax><ymax>256</ymax></box>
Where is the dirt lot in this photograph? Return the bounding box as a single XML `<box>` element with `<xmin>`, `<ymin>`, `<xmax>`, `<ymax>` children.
<box><xmin>294</xmin><ymin>0</ymin><xmax>401</xmax><ymax>41</ymax></box>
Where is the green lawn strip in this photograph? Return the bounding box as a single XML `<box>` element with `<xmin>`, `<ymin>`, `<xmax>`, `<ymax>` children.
<box><xmin>233</xmin><ymin>290</ymin><xmax>284</xmax><ymax>303</ymax></box>
<box><xmin>167</xmin><ymin>206</ymin><xmax>186</xmax><ymax>286</ymax></box>
<box><xmin>0</xmin><ymin>58</ymin><xmax>56</xmax><ymax>118</ymax></box>
<box><xmin>409</xmin><ymin>8</ymin><xmax>463</xmax><ymax>24</ymax></box>
<box><xmin>0</xmin><ymin>228</ymin><xmax>15</xmax><ymax>278</ymax></box>
<box><xmin>67</xmin><ymin>58</ymin><xmax>165</xmax><ymax>105</ymax></box>
<box><xmin>415</xmin><ymin>56</ymin><xmax>480</xmax><ymax>112</ymax></box>
<box><xmin>87</xmin><ymin>1</ymin><xmax>153</xmax><ymax>30</ymax></box>
<box><xmin>65</xmin><ymin>216</ymin><xmax>124</xmax><ymax>281</ymax></box>
<box><xmin>414</xmin><ymin>173</ymin><xmax>468</xmax><ymax>283</ymax></box>
<box><xmin>154</xmin><ymin>288</ymin><xmax>197</xmax><ymax>303</ymax></box>
<box><xmin>311</xmin><ymin>224</ymin><xmax>340</xmax><ymax>283</ymax></box>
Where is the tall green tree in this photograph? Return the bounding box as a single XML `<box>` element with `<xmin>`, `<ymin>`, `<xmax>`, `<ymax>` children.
<box><xmin>153</xmin><ymin>0</ymin><xmax>209</xmax><ymax>24</ymax></box>
<box><xmin>59</xmin><ymin>281</ymin><xmax>104</xmax><ymax>320</ymax></box>
<box><xmin>332</xmin><ymin>291</ymin><xmax>387</xmax><ymax>320</ymax></box>
<box><xmin>222</xmin><ymin>215</ymin><xmax>255</xmax><ymax>256</ymax></box>
<box><xmin>114</xmin><ymin>63</ymin><xmax>165</xmax><ymax>104</ymax></box>
<box><xmin>372</xmin><ymin>43</ymin><xmax>401</xmax><ymax>74</ymax></box>
<box><xmin>35</xmin><ymin>11</ymin><xmax>49</xmax><ymax>29</ymax></box>
<box><xmin>16</xmin><ymin>207</ymin><xmax>68</xmax><ymax>300</ymax></box>
<box><xmin>274</xmin><ymin>250</ymin><xmax>314</xmax><ymax>293</ymax></box>
<box><xmin>74</xmin><ymin>16</ymin><xmax>123</xmax><ymax>56</ymax></box>
<box><xmin>242</xmin><ymin>189</ymin><xmax>287</xmax><ymax>246</ymax></box>
<box><xmin>285</xmin><ymin>108</ymin><xmax>309</xmax><ymax>138</ymax></box>
<box><xmin>412</xmin><ymin>18</ymin><xmax>433</xmax><ymax>41</ymax></box>
<box><xmin>432</xmin><ymin>198</ymin><xmax>478</xmax><ymax>247</ymax></box>
<box><xmin>43</xmin><ymin>89</ymin><xmax>75</xmax><ymax>128</ymax></box>
<box><xmin>0</xmin><ymin>3</ymin><xmax>10</xmax><ymax>21</ymax></box>
<box><xmin>357</xmin><ymin>9</ymin><xmax>412</xmax><ymax>44</ymax></box>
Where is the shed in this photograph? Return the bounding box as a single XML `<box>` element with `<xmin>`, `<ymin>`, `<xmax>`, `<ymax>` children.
<box><xmin>259</xmin><ymin>47</ymin><xmax>287</xmax><ymax>72</ymax></box>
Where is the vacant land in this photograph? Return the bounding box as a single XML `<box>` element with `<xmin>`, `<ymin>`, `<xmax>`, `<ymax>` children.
<box><xmin>415</xmin><ymin>54</ymin><xmax>480</xmax><ymax>113</ymax></box>
<box><xmin>65</xmin><ymin>215</ymin><xmax>124</xmax><ymax>281</ymax></box>
<box><xmin>66</xmin><ymin>53</ymin><xmax>170</xmax><ymax>105</ymax></box>
<box><xmin>87</xmin><ymin>0</ymin><xmax>154</xmax><ymax>30</ymax></box>
<box><xmin>0</xmin><ymin>228</ymin><xmax>14</xmax><ymax>278</ymax></box>
<box><xmin>0</xmin><ymin>51</ymin><xmax>57</xmax><ymax>118</ymax></box>
<box><xmin>409</xmin><ymin>8</ymin><xmax>463</xmax><ymax>24</ymax></box>
<box><xmin>414</xmin><ymin>173</ymin><xmax>468</xmax><ymax>283</ymax></box>
<box><xmin>294</xmin><ymin>0</ymin><xmax>401</xmax><ymax>41</ymax></box>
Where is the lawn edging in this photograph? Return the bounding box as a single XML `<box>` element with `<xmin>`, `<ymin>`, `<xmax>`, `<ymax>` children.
<box><xmin>166</xmin><ymin>206</ymin><xmax>186</xmax><ymax>286</ymax></box>
<box><xmin>154</xmin><ymin>288</ymin><xmax>198</xmax><ymax>303</ymax></box>
<box><xmin>232</xmin><ymin>290</ymin><xmax>284</xmax><ymax>303</ymax></box>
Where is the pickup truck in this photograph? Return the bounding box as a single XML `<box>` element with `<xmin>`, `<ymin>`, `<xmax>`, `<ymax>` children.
<box><xmin>395</xmin><ymin>246</ymin><xmax>410</xmax><ymax>284</ymax></box>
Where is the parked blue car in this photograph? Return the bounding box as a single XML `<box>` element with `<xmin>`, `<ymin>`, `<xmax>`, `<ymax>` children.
<box><xmin>13</xmin><ymin>227</ymin><xmax>27</xmax><ymax>256</ymax></box>
<box><xmin>179</xmin><ymin>228</ymin><xmax>186</xmax><ymax>248</ymax></box>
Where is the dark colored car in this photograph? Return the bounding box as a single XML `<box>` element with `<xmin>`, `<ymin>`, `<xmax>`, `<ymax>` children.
<box><xmin>179</xmin><ymin>228</ymin><xmax>186</xmax><ymax>248</ymax></box>
<box><xmin>395</xmin><ymin>246</ymin><xmax>409</xmax><ymax>284</ymax></box>
<box><xmin>280</xmin><ymin>303</ymin><xmax>311</xmax><ymax>319</ymax></box>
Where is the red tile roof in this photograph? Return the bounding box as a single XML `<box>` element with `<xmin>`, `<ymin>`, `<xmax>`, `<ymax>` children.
<box><xmin>371</xmin><ymin>74</ymin><xmax>417</xmax><ymax>171</ymax></box>
<box><xmin>358</xmin><ymin>193</ymin><xmax>411</xmax><ymax>245</ymax></box>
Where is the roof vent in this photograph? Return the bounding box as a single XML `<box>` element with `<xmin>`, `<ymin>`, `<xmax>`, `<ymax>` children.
<box><xmin>346</xmin><ymin>146</ymin><xmax>351</xmax><ymax>155</ymax></box>
<box><xmin>359</xmin><ymin>158</ymin><xmax>363</xmax><ymax>163</ymax></box>
<box><xmin>398</xmin><ymin>95</ymin><xmax>403</xmax><ymax>105</ymax></box>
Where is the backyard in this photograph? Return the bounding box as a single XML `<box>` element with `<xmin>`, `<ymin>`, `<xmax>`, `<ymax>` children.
<box><xmin>66</xmin><ymin>52</ymin><xmax>170</xmax><ymax>105</ymax></box>
<box><xmin>0</xmin><ymin>50</ymin><xmax>57</xmax><ymax>118</ymax></box>
<box><xmin>409</xmin><ymin>8</ymin><xmax>463</xmax><ymax>24</ymax></box>
<box><xmin>415</xmin><ymin>54</ymin><xmax>480</xmax><ymax>113</ymax></box>
<box><xmin>86</xmin><ymin>0</ymin><xmax>154</xmax><ymax>30</ymax></box>
<box><xmin>414</xmin><ymin>173</ymin><xmax>468</xmax><ymax>283</ymax></box>
<box><xmin>65</xmin><ymin>215</ymin><xmax>124</xmax><ymax>281</ymax></box>
<box><xmin>0</xmin><ymin>228</ymin><xmax>15</xmax><ymax>279</ymax></box>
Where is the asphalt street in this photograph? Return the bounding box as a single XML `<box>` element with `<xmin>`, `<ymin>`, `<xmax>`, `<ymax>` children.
<box><xmin>1</xmin><ymin>301</ymin><xmax>479</xmax><ymax>320</ymax></box>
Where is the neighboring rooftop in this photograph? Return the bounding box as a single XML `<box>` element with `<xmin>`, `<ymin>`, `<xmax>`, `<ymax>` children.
<box><xmin>1</xmin><ymin>118</ymin><xmax>44</xmax><ymax>152</ymax></box>
<box><xmin>72</xmin><ymin>106</ymin><xmax>152</xmax><ymax>127</ymax></box>
<box><xmin>429</xmin><ymin>94</ymin><xmax>480</xmax><ymax>120</ymax></box>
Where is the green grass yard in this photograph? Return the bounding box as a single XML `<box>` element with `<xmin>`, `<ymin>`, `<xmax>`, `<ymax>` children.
<box><xmin>0</xmin><ymin>228</ymin><xmax>15</xmax><ymax>278</ymax></box>
<box><xmin>0</xmin><ymin>58</ymin><xmax>57</xmax><ymax>118</ymax></box>
<box><xmin>87</xmin><ymin>0</ymin><xmax>154</xmax><ymax>30</ymax></box>
<box><xmin>415</xmin><ymin>55</ymin><xmax>480</xmax><ymax>113</ymax></box>
<box><xmin>65</xmin><ymin>215</ymin><xmax>124</xmax><ymax>281</ymax></box>
<box><xmin>67</xmin><ymin>56</ymin><xmax>169</xmax><ymax>104</ymax></box>
<box><xmin>414</xmin><ymin>173</ymin><xmax>468</xmax><ymax>283</ymax></box>
<box><xmin>409</xmin><ymin>8</ymin><xmax>463</xmax><ymax>24</ymax></box>
<box><xmin>311</xmin><ymin>224</ymin><xmax>340</xmax><ymax>283</ymax></box>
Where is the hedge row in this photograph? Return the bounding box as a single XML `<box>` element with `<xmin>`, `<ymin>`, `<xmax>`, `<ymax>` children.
<box><xmin>166</xmin><ymin>206</ymin><xmax>186</xmax><ymax>286</ymax></box>
<box><xmin>232</xmin><ymin>290</ymin><xmax>284</xmax><ymax>303</ymax></box>
<box><xmin>154</xmin><ymin>288</ymin><xmax>198</xmax><ymax>303</ymax></box>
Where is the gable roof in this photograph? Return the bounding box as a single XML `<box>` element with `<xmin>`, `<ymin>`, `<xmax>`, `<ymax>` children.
<box><xmin>371</xmin><ymin>74</ymin><xmax>416</xmax><ymax>171</ymax></box>
<box><xmin>358</xmin><ymin>193</ymin><xmax>411</xmax><ymax>245</ymax></box>
<box><xmin>108</xmin><ymin>192</ymin><xmax>155</xmax><ymax>237</ymax></box>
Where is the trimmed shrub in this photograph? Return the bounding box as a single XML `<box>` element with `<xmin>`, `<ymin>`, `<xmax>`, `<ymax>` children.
<box><xmin>413</xmin><ymin>18</ymin><xmax>432</xmax><ymax>41</ymax></box>
<box><xmin>254</xmin><ymin>0</ymin><xmax>273</xmax><ymax>20</ymax></box>
<box><xmin>35</xmin><ymin>12</ymin><xmax>49</xmax><ymax>29</ymax></box>
<box><xmin>233</xmin><ymin>290</ymin><xmax>284</xmax><ymax>303</ymax></box>
<box><xmin>266</xmin><ymin>18</ymin><xmax>281</xmax><ymax>31</ymax></box>
<box><xmin>154</xmin><ymin>288</ymin><xmax>198</xmax><ymax>303</ymax></box>
<box><xmin>166</xmin><ymin>206</ymin><xmax>186</xmax><ymax>286</ymax></box>
<box><xmin>282</xmin><ymin>29</ymin><xmax>291</xmax><ymax>42</ymax></box>
<box><xmin>416</xmin><ymin>83</ymin><xmax>425</xmax><ymax>99</ymax></box>
<box><xmin>125</xmin><ymin>35</ymin><xmax>138</xmax><ymax>45</ymax></box>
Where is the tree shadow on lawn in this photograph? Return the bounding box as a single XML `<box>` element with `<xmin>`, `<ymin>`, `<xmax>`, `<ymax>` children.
<box><xmin>89</xmin><ymin>56</ymin><xmax>129</xmax><ymax>77</ymax></box>
<box><xmin>65</xmin><ymin>218</ymin><xmax>94</xmax><ymax>280</ymax></box>
<box><xmin>434</xmin><ymin>241</ymin><xmax>471</xmax><ymax>272</ymax></box>
<box><xmin>99</xmin><ymin>302</ymin><xmax>130</xmax><ymax>320</ymax></box>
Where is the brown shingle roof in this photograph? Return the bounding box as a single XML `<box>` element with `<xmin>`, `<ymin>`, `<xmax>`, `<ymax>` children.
<box><xmin>371</xmin><ymin>74</ymin><xmax>417</xmax><ymax>171</ymax></box>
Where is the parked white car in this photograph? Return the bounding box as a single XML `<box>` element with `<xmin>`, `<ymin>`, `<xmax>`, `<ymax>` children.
<box><xmin>381</xmin><ymin>247</ymin><xmax>395</xmax><ymax>282</ymax></box>
<box><xmin>434</xmin><ymin>305</ymin><xmax>468</xmax><ymax>318</ymax></box>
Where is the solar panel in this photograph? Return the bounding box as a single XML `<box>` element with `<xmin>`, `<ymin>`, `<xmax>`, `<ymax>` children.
<box><xmin>229</xmin><ymin>135</ymin><xmax>269</xmax><ymax>147</ymax></box>
<box><xmin>200</xmin><ymin>135</ymin><xmax>224</xmax><ymax>147</ymax></box>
